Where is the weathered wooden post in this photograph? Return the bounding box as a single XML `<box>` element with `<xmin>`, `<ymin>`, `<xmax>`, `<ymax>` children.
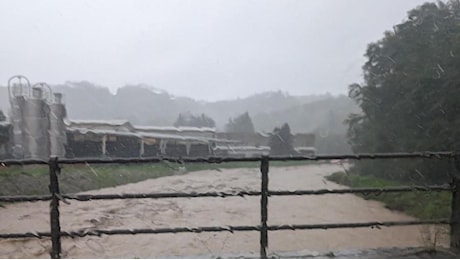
<box><xmin>49</xmin><ymin>157</ymin><xmax>62</xmax><ymax>259</ymax></box>
<box><xmin>260</xmin><ymin>156</ymin><xmax>269</xmax><ymax>259</ymax></box>
<box><xmin>451</xmin><ymin>155</ymin><xmax>460</xmax><ymax>250</ymax></box>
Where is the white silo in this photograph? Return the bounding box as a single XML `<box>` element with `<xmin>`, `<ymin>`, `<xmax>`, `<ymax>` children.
<box><xmin>8</xmin><ymin>75</ymin><xmax>31</xmax><ymax>159</ymax></box>
<box><xmin>22</xmin><ymin>86</ymin><xmax>50</xmax><ymax>159</ymax></box>
<box><xmin>49</xmin><ymin>93</ymin><xmax>67</xmax><ymax>157</ymax></box>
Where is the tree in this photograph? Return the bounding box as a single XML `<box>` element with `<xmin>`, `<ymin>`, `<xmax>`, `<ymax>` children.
<box><xmin>0</xmin><ymin>110</ymin><xmax>5</xmax><ymax>122</ymax></box>
<box><xmin>347</xmin><ymin>1</ymin><xmax>460</xmax><ymax>183</ymax></box>
<box><xmin>199</xmin><ymin>113</ymin><xmax>215</xmax><ymax>128</ymax></box>
<box><xmin>174</xmin><ymin>113</ymin><xmax>216</xmax><ymax>128</ymax></box>
<box><xmin>269</xmin><ymin>123</ymin><xmax>295</xmax><ymax>155</ymax></box>
<box><xmin>173</xmin><ymin>114</ymin><xmax>186</xmax><ymax>127</ymax></box>
<box><xmin>225</xmin><ymin>112</ymin><xmax>255</xmax><ymax>133</ymax></box>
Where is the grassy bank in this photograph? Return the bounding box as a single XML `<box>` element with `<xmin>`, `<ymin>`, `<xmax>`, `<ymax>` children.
<box><xmin>0</xmin><ymin>163</ymin><xmax>176</xmax><ymax>197</ymax></box>
<box><xmin>0</xmin><ymin>159</ymin><xmax>316</xmax><ymax>197</ymax></box>
<box><xmin>325</xmin><ymin>171</ymin><xmax>451</xmax><ymax>220</ymax></box>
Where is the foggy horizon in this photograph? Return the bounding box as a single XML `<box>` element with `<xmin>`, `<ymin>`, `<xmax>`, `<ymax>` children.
<box><xmin>5</xmin><ymin>79</ymin><xmax>346</xmax><ymax>102</ymax></box>
<box><xmin>1</xmin><ymin>0</ymin><xmax>429</xmax><ymax>101</ymax></box>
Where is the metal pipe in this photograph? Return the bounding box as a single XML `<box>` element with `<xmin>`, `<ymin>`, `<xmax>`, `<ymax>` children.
<box><xmin>260</xmin><ymin>156</ymin><xmax>269</xmax><ymax>258</ymax></box>
<box><xmin>48</xmin><ymin>157</ymin><xmax>62</xmax><ymax>259</ymax></box>
<box><xmin>0</xmin><ymin>219</ymin><xmax>450</xmax><ymax>240</ymax></box>
<box><xmin>0</xmin><ymin>151</ymin><xmax>457</xmax><ymax>166</ymax></box>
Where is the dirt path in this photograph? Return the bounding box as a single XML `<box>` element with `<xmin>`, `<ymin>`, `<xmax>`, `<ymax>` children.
<box><xmin>0</xmin><ymin>164</ymin><xmax>449</xmax><ymax>258</ymax></box>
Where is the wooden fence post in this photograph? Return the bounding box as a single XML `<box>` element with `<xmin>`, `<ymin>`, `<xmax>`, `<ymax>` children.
<box><xmin>49</xmin><ymin>157</ymin><xmax>62</xmax><ymax>259</ymax></box>
<box><xmin>260</xmin><ymin>156</ymin><xmax>269</xmax><ymax>259</ymax></box>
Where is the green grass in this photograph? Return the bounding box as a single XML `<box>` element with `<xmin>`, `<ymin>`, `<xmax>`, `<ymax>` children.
<box><xmin>0</xmin><ymin>163</ymin><xmax>177</xmax><ymax>196</ymax></box>
<box><xmin>0</xmin><ymin>159</ymin><xmax>317</xmax><ymax>197</ymax></box>
<box><xmin>0</xmin><ymin>165</ymin><xmax>49</xmax><ymax>177</ymax></box>
<box><xmin>326</xmin><ymin>171</ymin><xmax>451</xmax><ymax>220</ymax></box>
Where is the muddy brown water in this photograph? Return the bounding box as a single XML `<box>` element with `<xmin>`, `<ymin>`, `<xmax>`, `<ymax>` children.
<box><xmin>0</xmin><ymin>164</ymin><xmax>449</xmax><ymax>258</ymax></box>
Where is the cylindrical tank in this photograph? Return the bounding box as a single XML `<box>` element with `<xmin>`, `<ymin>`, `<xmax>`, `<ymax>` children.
<box><xmin>10</xmin><ymin>94</ymin><xmax>26</xmax><ymax>158</ymax></box>
<box><xmin>8</xmin><ymin>76</ymin><xmax>32</xmax><ymax>159</ymax></box>
<box><xmin>49</xmin><ymin>93</ymin><xmax>67</xmax><ymax>157</ymax></box>
<box><xmin>23</xmin><ymin>87</ymin><xmax>50</xmax><ymax>159</ymax></box>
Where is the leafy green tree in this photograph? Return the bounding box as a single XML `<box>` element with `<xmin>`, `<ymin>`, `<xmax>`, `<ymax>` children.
<box><xmin>225</xmin><ymin>112</ymin><xmax>255</xmax><ymax>133</ymax></box>
<box><xmin>269</xmin><ymin>123</ymin><xmax>295</xmax><ymax>155</ymax></box>
<box><xmin>347</xmin><ymin>1</ymin><xmax>460</xmax><ymax>183</ymax></box>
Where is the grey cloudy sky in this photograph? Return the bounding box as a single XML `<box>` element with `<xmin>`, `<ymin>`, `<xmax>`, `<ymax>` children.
<box><xmin>1</xmin><ymin>0</ymin><xmax>429</xmax><ymax>101</ymax></box>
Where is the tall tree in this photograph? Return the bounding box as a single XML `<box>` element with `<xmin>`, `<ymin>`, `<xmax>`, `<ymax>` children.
<box><xmin>174</xmin><ymin>113</ymin><xmax>216</xmax><ymax>128</ymax></box>
<box><xmin>225</xmin><ymin>112</ymin><xmax>255</xmax><ymax>133</ymax></box>
<box><xmin>269</xmin><ymin>123</ymin><xmax>294</xmax><ymax>155</ymax></box>
<box><xmin>200</xmin><ymin>113</ymin><xmax>215</xmax><ymax>128</ymax></box>
<box><xmin>0</xmin><ymin>110</ymin><xmax>5</xmax><ymax>122</ymax></box>
<box><xmin>347</xmin><ymin>1</ymin><xmax>460</xmax><ymax>183</ymax></box>
<box><xmin>173</xmin><ymin>114</ymin><xmax>186</xmax><ymax>127</ymax></box>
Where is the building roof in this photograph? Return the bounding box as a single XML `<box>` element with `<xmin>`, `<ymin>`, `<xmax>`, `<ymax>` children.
<box><xmin>65</xmin><ymin>119</ymin><xmax>135</xmax><ymax>133</ymax></box>
<box><xmin>214</xmin><ymin>145</ymin><xmax>270</xmax><ymax>151</ymax></box>
<box><xmin>67</xmin><ymin>127</ymin><xmax>138</xmax><ymax>137</ymax></box>
<box><xmin>66</xmin><ymin>120</ymin><xmax>217</xmax><ymax>134</ymax></box>
<box><xmin>133</xmin><ymin>125</ymin><xmax>216</xmax><ymax>133</ymax></box>
<box><xmin>65</xmin><ymin>120</ymin><xmax>246</xmax><ymax>145</ymax></box>
<box><xmin>294</xmin><ymin>146</ymin><xmax>317</xmax><ymax>151</ymax></box>
<box><xmin>137</xmin><ymin>131</ymin><xmax>209</xmax><ymax>143</ymax></box>
<box><xmin>66</xmin><ymin>119</ymin><xmax>131</xmax><ymax>126</ymax></box>
<box><xmin>67</xmin><ymin>127</ymin><xmax>211</xmax><ymax>143</ymax></box>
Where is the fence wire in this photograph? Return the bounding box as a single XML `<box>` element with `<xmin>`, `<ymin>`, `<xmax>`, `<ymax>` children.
<box><xmin>0</xmin><ymin>151</ymin><xmax>456</xmax><ymax>166</ymax></box>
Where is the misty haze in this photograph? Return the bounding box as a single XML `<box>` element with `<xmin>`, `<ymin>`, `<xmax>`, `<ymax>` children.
<box><xmin>0</xmin><ymin>0</ymin><xmax>459</xmax><ymax>259</ymax></box>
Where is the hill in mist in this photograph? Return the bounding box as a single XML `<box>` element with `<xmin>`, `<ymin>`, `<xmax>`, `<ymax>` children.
<box><xmin>0</xmin><ymin>81</ymin><xmax>359</xmax><ymax>153</ymax></box>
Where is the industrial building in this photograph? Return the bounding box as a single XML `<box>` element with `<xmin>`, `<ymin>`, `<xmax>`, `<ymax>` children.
<box><xmin>0</xmin><ymin>76</ymin><xmax>316</xmax><ymax>160</ymax></box>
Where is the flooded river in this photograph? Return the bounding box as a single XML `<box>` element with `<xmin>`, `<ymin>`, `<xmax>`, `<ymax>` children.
<box><xmin>0</xmin><ymin>164</ymin><xmax>448</xmax><ymax>258</ymax></box>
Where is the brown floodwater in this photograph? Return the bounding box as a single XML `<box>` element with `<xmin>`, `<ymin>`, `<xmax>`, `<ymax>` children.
<box><xmin>0</xmin><ymin>164</ymin><xmax>449</xmax><ymax>258</ymax></box>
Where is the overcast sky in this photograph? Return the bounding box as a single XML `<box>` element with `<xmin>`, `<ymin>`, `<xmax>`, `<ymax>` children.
<box><xmin>1</xmin><ymin>0</ymin><xmax>430</xmax><ymax>101</ymax></box>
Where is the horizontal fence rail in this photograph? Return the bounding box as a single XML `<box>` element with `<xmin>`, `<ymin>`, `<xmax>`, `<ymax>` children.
<box><xmin>0</xmin><ymin>185</ymin><xmax>453</xmax><ymax>203</ymax></box>
<box><xmin>0</xmin><ymin>151</ymin><xmax>456</xmax><ymax>166</ymax></box>
<box><xmin>0</xmin><ymin>195</ymin><xmax>52</xmax><ymax>202</ymax></box>
<box><xmin>0</xmin><ymin>151</ymin><xmax>459</xmax><ymax>259</ymax></box>
<box><xmin>0</xmin><ymin>219</ymin><xmax>452</xmax><ymax>240</ymax></box>
<box><xmin>267</xmin><ymin>185</ymin><xmax>454</xmax><ymax>196</ymax></box>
